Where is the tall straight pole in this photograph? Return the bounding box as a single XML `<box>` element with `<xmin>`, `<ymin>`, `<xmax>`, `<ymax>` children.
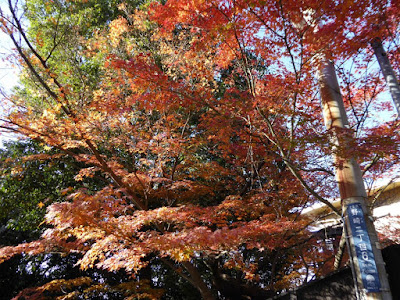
<box><xmin>317</xmin><ymin>58</ymin><xmax>392</xmax><ymax>300</ymax></box>
<box><xmin>371</xmin><ymin>38</ymin><xmax>400</xmax><ymax>116</ymax></box>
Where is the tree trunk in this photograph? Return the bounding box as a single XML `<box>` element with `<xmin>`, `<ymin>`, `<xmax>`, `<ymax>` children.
<box><xmin>317</xmin><ymin>58</ymin><xmax>392</xmax><ymax>300</ymax></box>
<box><xmin>371</xmin><ymin>38</ymin><xmax>400</xmax><ymax>116</ymax></box>
<box><xmin>182</xmin><ymin>261</ymin><xmax>216</xmax><ymax>300</ymax></box>
<box><xmin>334</xmin><ymin>226</ymin><xmax>347</xmax><ymax>270</ymax></box>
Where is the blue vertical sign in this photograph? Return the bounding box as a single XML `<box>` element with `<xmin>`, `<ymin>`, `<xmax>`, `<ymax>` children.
<box><xmin>347</xmin><ymin>203</ymin><xmax>381</xmax><ymax>293</ymax></box>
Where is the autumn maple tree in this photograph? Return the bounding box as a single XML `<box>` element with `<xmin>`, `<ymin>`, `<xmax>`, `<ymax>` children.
<box><xmin>0</xmin><ymin>0</ymin><xmax>400</xmax><ymax>299</ymax></box>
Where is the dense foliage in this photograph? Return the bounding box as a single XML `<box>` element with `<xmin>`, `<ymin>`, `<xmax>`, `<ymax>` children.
<box><xmin>0</xmin><ymin>0</ymin><xmax>399</xmax><ymax>299</ymax></box>
<box><xmin>0</xmin><ymin>140</ymin><xmax>105</xmax><ymax>238</ymax></box>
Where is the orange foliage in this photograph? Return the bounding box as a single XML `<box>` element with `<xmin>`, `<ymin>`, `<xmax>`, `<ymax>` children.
<box><xmin>1</xmin><ymin>0</ymin><xmax>399</xmax><ymax>297</ymax></box>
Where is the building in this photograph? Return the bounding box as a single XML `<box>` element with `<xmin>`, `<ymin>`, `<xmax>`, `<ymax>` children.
<box><xmin>302</xmin><ymin>181</ymin><xmax>400</xmax><ymax>245</ymax></box>
<box><xmin>271</xmin><ymin>181</ymin><xmax>400</xmax><ymax>299</ymax></box>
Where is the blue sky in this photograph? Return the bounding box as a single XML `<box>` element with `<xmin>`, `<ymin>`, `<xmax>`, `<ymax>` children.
<box><xmin>0</xmin><ymin>2</ymin><xmax>20</xmax><ymax>148</ymax></box>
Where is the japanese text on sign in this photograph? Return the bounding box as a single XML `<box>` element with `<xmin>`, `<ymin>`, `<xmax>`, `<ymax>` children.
<box><xmin>347</xmin><ymin>203</ymin><xmax>381</xmax><ymax>293</ymax></box>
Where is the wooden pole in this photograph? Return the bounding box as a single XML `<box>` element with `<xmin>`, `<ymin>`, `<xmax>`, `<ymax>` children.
<box><xmin>317</xmin><ymin>58</ymin><xmax>392</xmax><ymax>300</ymax></box>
